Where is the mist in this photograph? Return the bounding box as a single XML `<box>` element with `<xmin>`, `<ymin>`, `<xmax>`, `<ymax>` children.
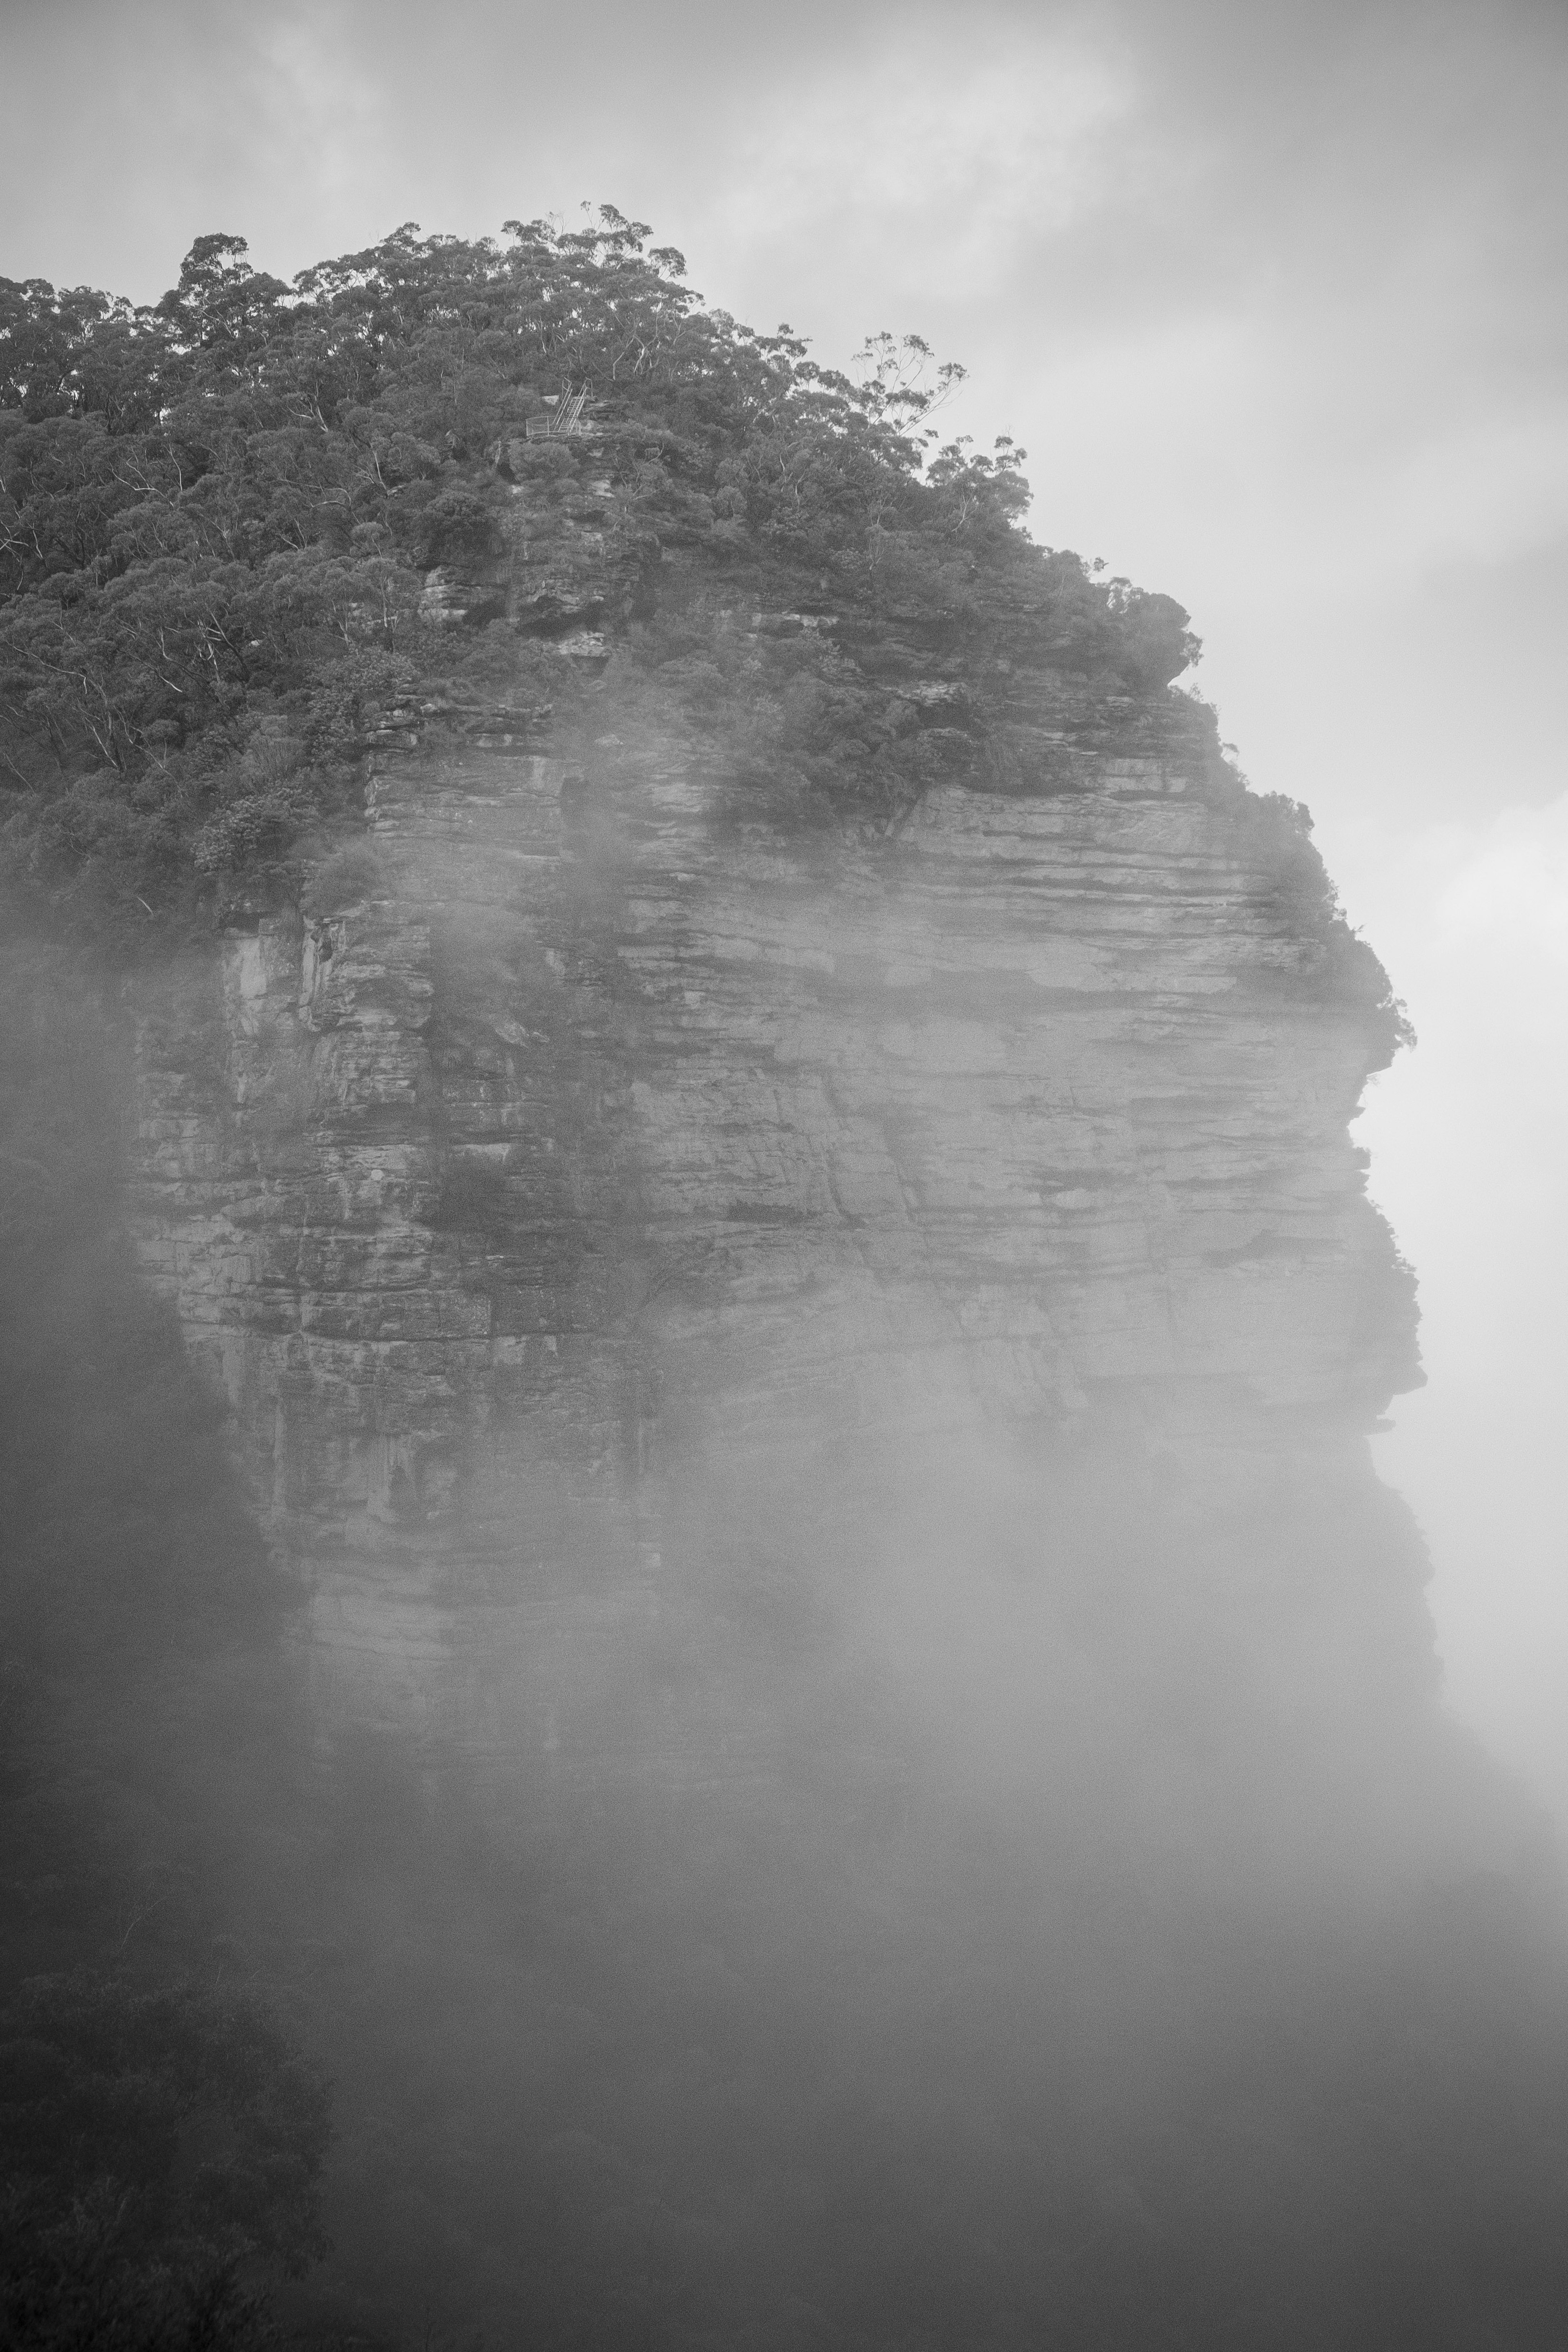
<box><xmin>6</xmin><ymin>722</ymin><xmax>1567</xmax><ymax>2339</ymax></box>
<box><xmin>3</xmin><ymin>0</ymin><xmax>1564</xmax><ymax>1819</ymax></box>
<box><xmin>4</xmin><ymin>6</ymin><xmax>1568</xmax><ymax>2342</ymax></box>
<box><xmin>7</xmin><ymin>925</ymin><xmax>1566</xmax><ymax>2347</ymax></box>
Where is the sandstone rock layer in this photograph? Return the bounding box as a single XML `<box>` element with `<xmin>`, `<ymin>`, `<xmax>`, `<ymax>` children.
<box><xmin>129</xmin><ymin>670</ymin><xmax>1428</xmax><ymax>1782</ymax></box>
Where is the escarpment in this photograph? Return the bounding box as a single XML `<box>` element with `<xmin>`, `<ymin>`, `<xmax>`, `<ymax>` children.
<box><xmin>18</xmin><ymin>208</ymin><xmax>1568</xmax><ymax>2352</ymax></box>
<box><xmin>20</xmin><ymin>225</ymin><xmax>1568</xmax><ymax>2349</ymax></box>
<box><xmin>126</xmin><ymin>506</ymin><xmax>1440</xmax><ymax>1845</ymax></box>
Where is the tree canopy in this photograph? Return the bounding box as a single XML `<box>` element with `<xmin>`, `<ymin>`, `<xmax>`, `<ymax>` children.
<box><xmin>0</xmin><ymin>209</ymin><xmax>1198</xmax><ymax>933</ymax></box>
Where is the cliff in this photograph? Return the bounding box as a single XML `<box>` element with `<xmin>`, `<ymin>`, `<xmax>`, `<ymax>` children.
<box><xmin>12</xmin><ymin>223</ymin><xmax>1568</xmax><ymax>2352</ymax></box>
<box><xmin>125</xmin><ymin>552</ymin><xmax>1437</xmax><ymax>1820</ymax></box>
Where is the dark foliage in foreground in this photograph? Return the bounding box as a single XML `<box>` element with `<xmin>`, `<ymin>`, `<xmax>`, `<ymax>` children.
<box><xmin>0</xmin><ymin>938</ymin><xmax>332</xmax><ymax>2351</ymax></box>
<box><xmin>1</xmin><ymin>213</ymin><xmax>1196</xmax><ymax>930</ymax></box>
<box><xmin>0</xmin><ymin>1978</ymin><xmax>330</xmax><ymax>2352</ymax></box>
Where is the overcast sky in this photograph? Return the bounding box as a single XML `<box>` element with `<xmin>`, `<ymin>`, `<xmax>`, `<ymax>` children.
<box><xmin>7</xmin><ymin>0</ymin><xmax>1567</xmax><ymax>1813</ymax></box>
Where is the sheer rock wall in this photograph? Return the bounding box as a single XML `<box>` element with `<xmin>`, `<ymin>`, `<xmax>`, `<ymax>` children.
<box><xmin>128</xmin><ymin>648</ymin><xmax>1426</xmax><ymax>1773</ymax></box>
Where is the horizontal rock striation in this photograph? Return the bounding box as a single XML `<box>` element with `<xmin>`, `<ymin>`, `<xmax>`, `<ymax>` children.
<box><xmin>130</xmin><ymin>639</ymin><xmax>1427</xmax><ymax>1775</ymax></box>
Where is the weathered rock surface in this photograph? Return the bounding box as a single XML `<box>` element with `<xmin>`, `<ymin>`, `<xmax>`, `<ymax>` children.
<box><xmin>129</xmin><ymin>653</ymin><xmax>1430</xmax><ymax>1784</ymax></box>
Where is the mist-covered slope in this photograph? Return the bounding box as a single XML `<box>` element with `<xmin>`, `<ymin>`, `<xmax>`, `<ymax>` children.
<box><xmin>4</xmin><ymin>217</ymin><xmax>1568</xmax><ymax>2351</ymax></box>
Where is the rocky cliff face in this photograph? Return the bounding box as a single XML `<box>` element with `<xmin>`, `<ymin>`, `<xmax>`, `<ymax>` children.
<box><xmin>123</xmin><ymin>564</ymin><xmax>1568</xmax><ymax>2352</ymax></box>
<box><xmin>128</xmin><ymin>596</ymin><xmax>1433</xmax><ymax>1808</ymax></box>
<box><xmin>17</xmin><ymin>234</ymin><xmax>1568</xmax><ymax>2352</ymax></box>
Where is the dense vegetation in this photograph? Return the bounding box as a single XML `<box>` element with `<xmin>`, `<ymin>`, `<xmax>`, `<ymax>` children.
<box><xmin>1</xmin><ymin>211</ymin><xmax>1196</xmax><ymax>933</ymax></box>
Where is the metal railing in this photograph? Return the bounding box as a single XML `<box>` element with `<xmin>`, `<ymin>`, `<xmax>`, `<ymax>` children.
<box><xmin>523</xmin><ymin>385</ymin><xmax>593</xmax><ymax>440</ymax></box>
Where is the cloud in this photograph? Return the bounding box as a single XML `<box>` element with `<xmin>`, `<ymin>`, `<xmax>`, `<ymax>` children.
<box><xmin>1433</xmin><ymin>797</ymin><xmax>1568</xmax><ymax>974</ymax></box>
<box><xmin>1357</xmin><ymin>794</ymin><xmax>1568</xmax><ymax>1815</ymax></box>
<box><xmin>714</xmin><ymin>28</ymin><xmax>1135</xmax><ymax>304</ymax></box>
<box><xmin>249</xmin><ymin>11</ymin><xmax>387</xmax><ymax>200</ymax></box>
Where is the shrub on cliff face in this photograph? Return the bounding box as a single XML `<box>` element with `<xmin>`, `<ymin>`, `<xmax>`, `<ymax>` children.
<box><xmin>1</xmin><ymin>215</ymin><xmax>1198</xmax><ymax>931</ymax></box>
<box><xmin>1099</xmin><ymin>585</ymin><xmax>1196</xmax><ymax>690</ymax></box>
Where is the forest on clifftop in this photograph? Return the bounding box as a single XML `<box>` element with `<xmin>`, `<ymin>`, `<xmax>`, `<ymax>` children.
<box><xmin>0</xmin><ymin>208</ymin><xmax>1198</xmax><ymax>933</ymax></box>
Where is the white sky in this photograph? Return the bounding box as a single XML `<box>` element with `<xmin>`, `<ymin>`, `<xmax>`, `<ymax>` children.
<box><xmin>6</xmin><ymin>0</ymin><xmax>1566</xmax><ymax>1814</ymax></box>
